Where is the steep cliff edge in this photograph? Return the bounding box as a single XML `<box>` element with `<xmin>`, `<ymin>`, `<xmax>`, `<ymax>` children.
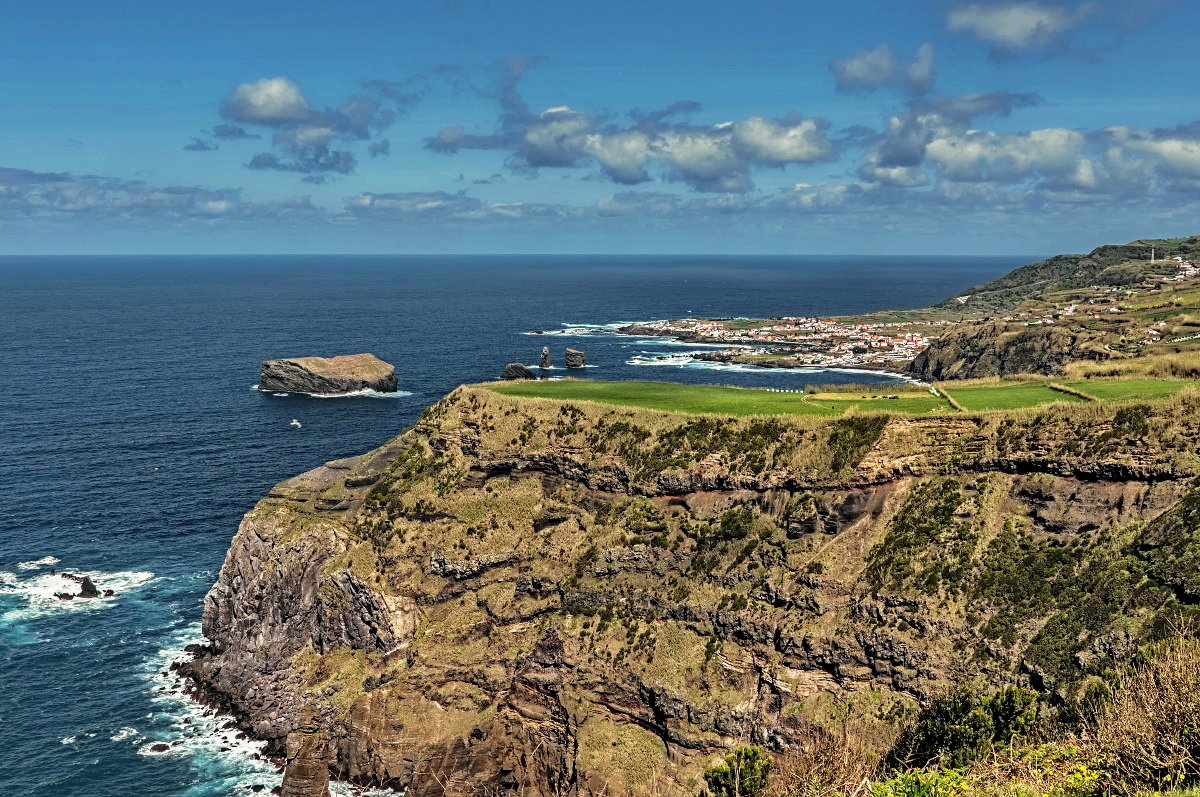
<box><xmin>184</xmin><ymin>386</ymin><xmax>1200</xmax><ymax>795</ymax></box>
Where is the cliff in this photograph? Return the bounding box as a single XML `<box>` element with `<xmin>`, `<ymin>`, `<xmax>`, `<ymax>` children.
<box><xmin>907</xmin><ymin>321</ymin><xmax>1110</xmax><ymax>381</ymax></box>
<box><xmin>183</xmin><ymin>385</ymin><xmax>1200</xmax><ymax>795</ymax></box>
<box><xmin>259</xmin><ymin>354</ymin><xmax>397</xmax><ymax>395</ymax></box>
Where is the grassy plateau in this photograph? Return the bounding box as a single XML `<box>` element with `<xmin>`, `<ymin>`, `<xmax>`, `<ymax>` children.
<box><xmin>487</xmin><ymin>377</ymin><xmax>1196</xmax><ymax>417</ymax></box>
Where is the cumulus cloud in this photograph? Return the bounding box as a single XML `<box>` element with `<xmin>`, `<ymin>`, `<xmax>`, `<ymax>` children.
<box><xmin>830</xmin><ymin>45</ymin><xmax>896</xmax><ymax>91</ymax></box>
<box><xmin>830</xmin><ymin>43</ymin><xmax>935</xmax><ymax>95</ymax></box>
<box><xmin>868</xmin><ymin>91</ymin><xmax>1042</xmax><ymax>171</ymax></box>
<box><xmin>906</xmin><ymin>44</ymin><xmax>936</xmax><ymax>94</ymax></box>
<box><xmin>947</xmin><ymin>2</ymin><xmax>1100</xmax><ymax>55</ymax></box>
<box><xmin>424</xmin><ymin>60</ymin><xmax>836</xmax><ymax>192</ymax></box>
<box><xmin>222</xmin><ymin>77</ymin><xmax>315</xmax><ymax>125</ymax></box>
<box><xmin>215</xmin><ymin>73</ymin><xmax>418</xmax><ymax>175</ymax></box>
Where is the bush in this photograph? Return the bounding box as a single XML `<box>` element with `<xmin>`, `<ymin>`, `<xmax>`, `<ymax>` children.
<box><xmin>869</xmin><ymin>769</ymin><xmax>965</xmax><ymax>797</ymax></box>
<box><xmin>703</xmin><ymin>746</ymin><xmax>772</xmax><ymax>797</ymax></box>
<box><xmin>888</xmin><ymin>686</ymin><xmax>1038</xmax><ymax>769</ymax></box>
<box><xmin>767</xmin><ymin>725</ymin><xmax>877</xmax><ymax>797</ymax></box>
<box><xmin>1092</xmin><ymin>637</ymin><xmax>1200</xmax><ymax>793</ymax></box>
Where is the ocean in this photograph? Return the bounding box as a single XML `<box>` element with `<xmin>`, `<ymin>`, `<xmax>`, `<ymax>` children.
<box><xmin>0</xmin><ymin>253</ymin><xmax>1025</xmax><ymax>796</ymax></box>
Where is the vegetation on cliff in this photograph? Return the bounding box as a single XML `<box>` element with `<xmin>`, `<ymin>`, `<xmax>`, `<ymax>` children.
<box><xmin>909</xmin><ymin>236</ymin><xmax>1200</xmax><ymax>380</ymax></box>
<box><xmin>186</xmin><ymin>382</ymin><xmax>1200</xmax><ymax>795</ymax></box>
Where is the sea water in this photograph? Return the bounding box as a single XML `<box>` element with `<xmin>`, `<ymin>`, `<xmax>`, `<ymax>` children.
<box><xmin>0</xmin><ymin>253</ymin><xmax>1024</xmax><ymax>795</ymax></box>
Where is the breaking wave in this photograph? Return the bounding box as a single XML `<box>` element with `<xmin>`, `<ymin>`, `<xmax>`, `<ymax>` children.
<box><xmin>0</xmin><ymin>567</ymin><xmax>155</xmax><ymax>626</ymax></box>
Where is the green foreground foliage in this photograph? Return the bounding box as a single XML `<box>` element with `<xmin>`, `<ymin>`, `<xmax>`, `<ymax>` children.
<box><xmin>700</xmin><ymin>638</ymin><xmax>1200</xmax><ymax>797</ymax></box>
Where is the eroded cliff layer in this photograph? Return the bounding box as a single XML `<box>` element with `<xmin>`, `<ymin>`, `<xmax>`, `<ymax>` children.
<box><xmin>183</xmin><ymin>386</ymin><xmax>1200</xmax><ymax>795</ymax></box>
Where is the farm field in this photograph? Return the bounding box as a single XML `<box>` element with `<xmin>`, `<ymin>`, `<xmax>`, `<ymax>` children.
<box><xmin>1058</xmin><ymin>378</ymin><xmax>1193</xmax><ymax>402</ymax></box>
<box><xmin>487</xmin><ymin>377</ymin><xmax>1196</xmax><ymax>418</ymax></box>
<box><xmin>940</xmin><ymin>382</ymin><xmax>1085</xmax><ymax>411</ymax></box>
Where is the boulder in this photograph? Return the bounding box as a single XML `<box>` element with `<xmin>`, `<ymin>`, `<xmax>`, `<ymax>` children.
<box><xmin>500</xmin><ymin>363</ymin><xmax>538</xmax><ymax>380</ymax></box>
<box><xmin>78</xmin><ymin>576</ymin><xmax>100</xmax><ymax>598</ymax></box>
<box><xmin>565</xmin><ymin>348</ymin><xmax>586</xmax><ymax>368</ymax></box>
<box><xmin>540</xmin><ymin>346</ymin><xmax>551</xmax><ymax>369</ymax></box>
<box><xmin>259</xmin><ymin>354</ymin><xmax>396</xmax><ymax>395</ymax></box>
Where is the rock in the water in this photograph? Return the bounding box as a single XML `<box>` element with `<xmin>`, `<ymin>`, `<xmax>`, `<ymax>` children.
<box><xmin>78</xmin><ymin>577</ymin><xmax>100</xmax><ymax>598</ymax></box>
<box><xmin>259</xmin><ymin>354</ymin><xmax>396</xmax><ymax>395</ymax></box>
<box><xmin>565</xmin><ymin>348</ymin><xmax>585</xmax><ymax>368</ymax></box>
<box><xmin>539</xmin><ymin>346</ymin><xmax>550</xmax><ymax>369</ymax></box>
<box><xmin>500</xmin><ymin>363</ymin><xmax>538</xmax><ymax>380</ymax></box>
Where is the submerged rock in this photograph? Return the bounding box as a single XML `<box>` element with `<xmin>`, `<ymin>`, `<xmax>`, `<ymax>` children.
<box><xmin>259</xmin><ymin>354</ymin><xmax>396</xmax><ymax>395</ymax></box>
<box><xmin>565</xmin><ymin>348</ymin><xmax>585</xmax><ymax>368</ymax></box>
<box><xmin>500</xmin><ymin>363</ymin><xmax>538</xmax><ymax>380</ymax></box>
<box><xmin>540</xmin><ymin>346</ymin><xmax>550</xmax><ymax>369</ymax></box>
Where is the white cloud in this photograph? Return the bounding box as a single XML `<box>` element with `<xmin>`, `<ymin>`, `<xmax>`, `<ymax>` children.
<box><xmin>925</xmin><ymin>127</ymin><xmax>1086</xmax><ymax>181</ymax></box>
<box><xmin>222</xmin><ymin>77</ymin><xmax>314</xmax><ymax>125</ymax></box>
<box><xmin>905</xmin><ymin>44</ymin><xmax>936</xmax><ymax>94</ymax></box>
<box><xmin>732</xmin><ymin>116</ymin><xmax>835</xmax><ymax>164</ymax></box>
<box><xmin>830</xmin><ymin>45</ymin><xmax>896</xmax><ymax>91</ymax></box>
<box><xmin>947</xmin><ymin>2</ymin><xmax>1098</xmax><ymax>53</ymax></box>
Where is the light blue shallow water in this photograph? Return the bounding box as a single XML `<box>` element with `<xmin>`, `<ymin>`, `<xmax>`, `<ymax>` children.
<box><xmin>0</xmin><ymin>253</ymin><xmax>1026</xmax><ymax>795</ymax></box>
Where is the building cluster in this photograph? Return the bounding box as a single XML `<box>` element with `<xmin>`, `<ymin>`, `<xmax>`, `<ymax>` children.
<box><xmin>633</xmin><ymin>316</ymin><xmax>948</xmax><ymax>367</ymax></box>
<box><xmin>1162</xmin><ymin>256</ymin><xmax>1200</xmax><ymax>283</ymax></box>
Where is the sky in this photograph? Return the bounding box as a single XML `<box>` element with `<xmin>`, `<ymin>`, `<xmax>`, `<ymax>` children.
<box><xmin>3</xmin><ymin>0</ymin><xmax>1199</xmax><ymax>254</ymax></box>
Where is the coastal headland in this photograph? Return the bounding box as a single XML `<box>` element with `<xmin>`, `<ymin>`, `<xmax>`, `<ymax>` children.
<box><xmin>182</xmin><ymin>235</ymin><xmax>1200</xmax><ymax>796</ymax></box>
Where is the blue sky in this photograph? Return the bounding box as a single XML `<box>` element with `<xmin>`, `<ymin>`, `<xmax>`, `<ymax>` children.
<box><xmin>3</xmin><ymin>0</ymin><xmax>1198</xmax><ymax>254</ymax></box>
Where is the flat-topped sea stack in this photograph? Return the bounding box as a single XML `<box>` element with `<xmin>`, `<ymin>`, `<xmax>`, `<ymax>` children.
<box><xmin>259</xmin><ymin>354</ymin><xmax>396</xmax><ymax>395</ymax></box>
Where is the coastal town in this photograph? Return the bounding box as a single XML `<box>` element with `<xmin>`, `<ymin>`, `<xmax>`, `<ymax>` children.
<box><xmin>618</xmin><ymin>316</ymin><xmax>957</xmax><ymax>370</ymax></box>
<box><xmin>617</xmin><ymin>255</ymin><xmax>1200</xmax><ymax>371</ymax></box>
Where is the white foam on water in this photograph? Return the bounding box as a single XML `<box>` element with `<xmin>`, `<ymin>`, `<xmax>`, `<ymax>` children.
<box><xmin>110</xmin><ymin>726</ymin><xmax>141</xmax><ymax>742</ymax></box>
<box><xmin>308</xmin><ymin>388</ymin><xmax>413</xmax><ymax>399</ymax></box>
<box><xmin>60</xmin><ymin>736</ymin><xmax>76</xmax><ymax>745</ymax></box>
<box><xmin>141</xmin><ymin>624</ymin><xmax>402</xmax><ymax>796</ymax></box>
<box><xmin>0</xmin><ymin>569</ymin><xmax>155</xmax><ymax>624</ymax></box>
<box><xmin>17</xmin><ymin>556</ymin><xmax>61</xmax><ymax>570</ymax></box>
<box><xmin>256</xmin><ymin>383</ymin><xmax>413</xmax><ymax>399</ymax></box>
<box><xmin>624</xmin><ymin>352</ymin><xmax>918</xmax><ymax>383</ymax></box>
<box><xmin>139</xmin><ymin>625</ymin><xmax>281</xmax><ymax>795</ymax></box>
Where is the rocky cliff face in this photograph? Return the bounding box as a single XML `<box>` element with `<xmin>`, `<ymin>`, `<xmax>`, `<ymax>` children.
<box><xmin>185</xmin><ymin>386</ymin><xmax>1200</xmax><ymax>795</ymax></box>
<box><xmin>907</xmin><ymin>320</ymin><xmax>1111</xmax><ymax>380</ymax></box>
<box><xmin>259</xmin><ymin>354</ymin><xmax>397</xmax><ymax>395</ymax></box>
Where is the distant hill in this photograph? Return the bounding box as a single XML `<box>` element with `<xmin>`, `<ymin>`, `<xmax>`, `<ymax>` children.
<box><xmin>910</xmin><ymin>235</ymin><xmax>1200</xmax><ymax>380</ymax></box>
<box><xmin>936</xmin><ymin>237</ymin><xmax>1200</xmax><ymax>312</ymax></box>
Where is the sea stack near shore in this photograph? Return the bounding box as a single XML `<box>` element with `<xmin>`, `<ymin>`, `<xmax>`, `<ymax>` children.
<box><xmin>565</xmin><ymin>348</ymin><xmax>585</xmax><ymax>368</ymax></box>
<box><xmin>259</xmin><ymin>354</ymin><xmax>396</xmax><ymax>395</ymax></box>
<box><xmin>540</xmin><ymin>346</ymin><xmax>550</xmax><ymax>369</ymax></box>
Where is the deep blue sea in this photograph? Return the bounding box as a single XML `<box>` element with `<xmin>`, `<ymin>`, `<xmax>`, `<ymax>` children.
<box><xmin>0</xmin><ymin>254</ymin><xmax>1027</xmax><ymax>796</ymax></box>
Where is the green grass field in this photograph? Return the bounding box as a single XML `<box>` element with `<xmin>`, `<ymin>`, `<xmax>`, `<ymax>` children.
<box><xmin>940</xmin><ymin>382</ymin><xmax>1085</xmax><ymax>411</ymax></box>
<box><xmin>1058</xmin><ymin>378</ymin><xmax>1193</xmax><ymax>402</ymax></box>
<box><xmin>488</xmin><ymin>380</ymin><xmax>952</xmax><ymax>416</ymax></box>
<box><xmin>487</xmin><ymin>377</ymin><xmax>1196</xmax><ymax>418</ymax></box>
<box><xmin>488</xmin><ymin>380</ymin><xmax>840</xmax><ymax>416</ymax></box>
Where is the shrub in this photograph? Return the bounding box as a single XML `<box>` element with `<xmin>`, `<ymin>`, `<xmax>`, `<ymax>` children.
<box><xmin>888</xmin><ymin>686</ymin><xmax>1038</xmax><ymax>769</ymax></box>
<box><xmin>1092</xmin><ymin>636</ymin><xmax>1200</xmax><ymax>793</ymax></box>
<box><xmin>767</xmin><ymin>725</ymin><xmax>877</xmax><ymax>797</ymax></box>
<box><xmin>703</xmin><ymin>746</ymin><xmax>772</xmax><ymax>797</ymax></box>
<box><xmin>869</xmin><ymin>769</ymin><xmax>965</xmax><ymax>797</ymax></box>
